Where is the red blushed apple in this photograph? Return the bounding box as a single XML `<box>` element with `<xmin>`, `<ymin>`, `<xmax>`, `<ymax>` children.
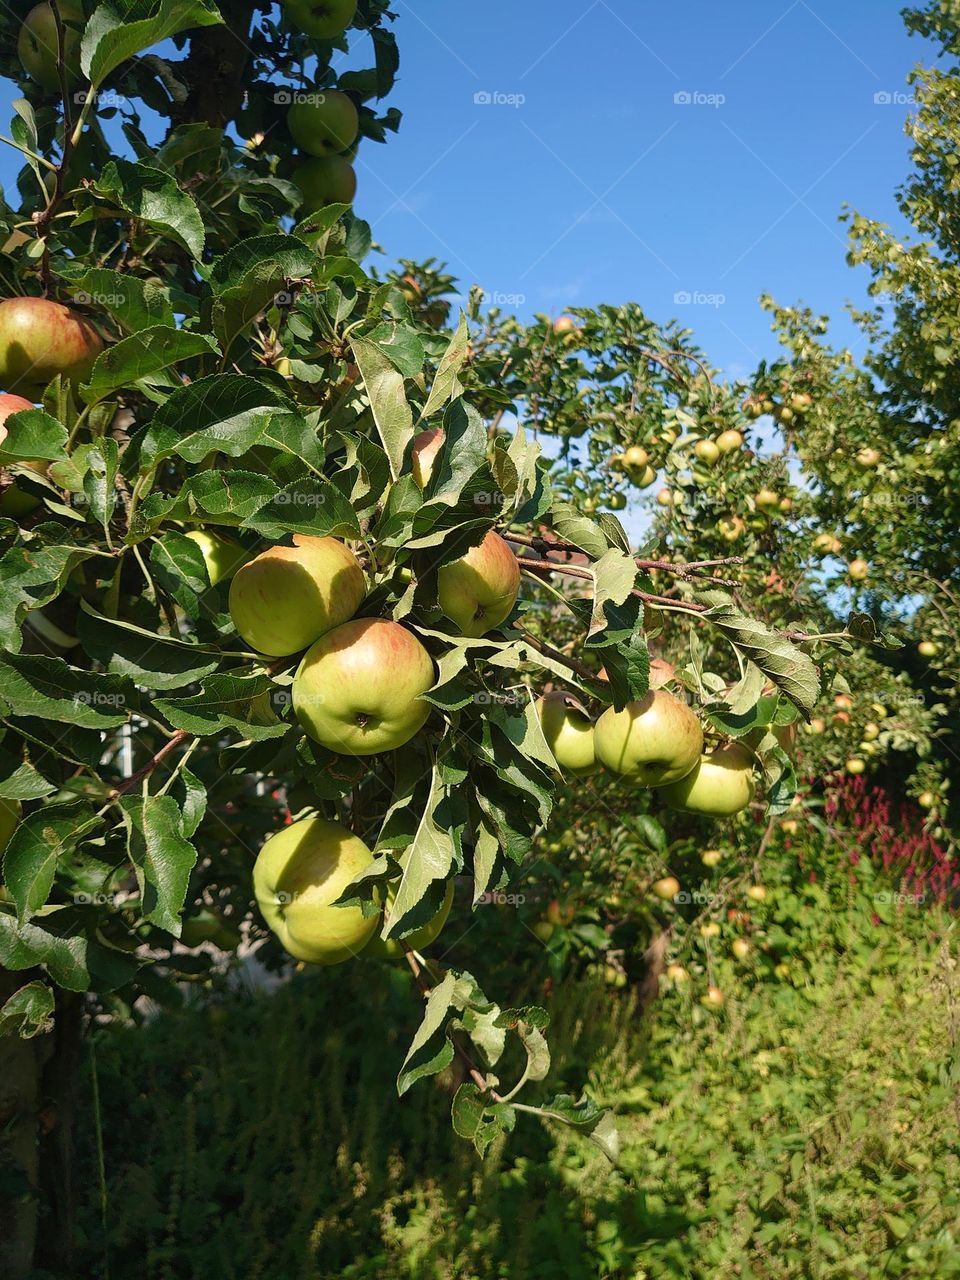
<box><xmin>437</xmin><ymin>530</ymin><xmax>521</xmax><ymax>637</ymax></box>
<box><xmin>0</xmin><ymin>297</ymin><xmax>103</xmax><ymax>396</ymax></box>
<box><xmin>410</xmin><ymin>427</ymin><xmax>444</xmax><ymax>488</ymax></box>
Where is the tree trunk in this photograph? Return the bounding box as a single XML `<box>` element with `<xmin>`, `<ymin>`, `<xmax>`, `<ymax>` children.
<box><xmin>36</xmin><ymin>991</ymin><xmax>84</xmax><ymax>1275</ymax></box>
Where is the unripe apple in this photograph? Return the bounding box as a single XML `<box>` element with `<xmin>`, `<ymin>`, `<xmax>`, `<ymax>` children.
<box><xmin>665</xmin><ymin>963</ymin><xmax>689</xmax><ymax>983</ymax></box>
<box><xmin>701</xmin><ymin>848</ymin><xmax>722</xmax><ymax>867</ymax></box>
<box><xmin>918</xmin><ymin>791</ymin><xmax>936</xmax><ymax>809</ymax></box>
<box><xmin>778</xmin><ymin>497</ymin><xmax>793</xmax><ymax>513</ymax></box>
<box><xmin>861</xmin><ymin>721</ymin><xmax>880</xmax><ymax>742</ymax></box>
<box><xmin>746</xmin><ymin>884</ymin><xmax>767</xmax><ymax>902</ymax></box>
<box><xmin>536</xmin><ymin>691</ymin><xmax>597</xmax><ymax>776</ymax></box>
<box><xmin>781</xmin><ymin>818</ymin><xmax>799</xmax><ymax>835</ymax></box>
<box><xmin>361</xmin><ymin>878</ymin><xmax>453</xmax><ymax>960</ymax></box>
<box><xmin>659</xmin><ymin>743</ymin><xmax>755</xmax><ymax>818</ymax></box>
<box><xmin>717</xmin><ymin>515</ymin><xmax>745</xmax><ymax>542</ymax></box>
<box><xmin>282</xmin><ymin>0</ymin><xmax>356</xmax><ymax>39</ymax></box>
<box><xmin>742</xmin><ymin>398</ymin><xmax>763</xmax><ymax>419</ymax></box>
<box><xmin>604</xmin><ymin>964</ymin><xmax>627</xmax><ymax>989</ymax></box>
<box><xmin>293</xmin><ymin>155</ymin><xmax>357</xmax><ymax>212</ymax></box>
<box><xmin>632</xmin><ymin>464</ymin><xmax>657</xmax><ymax>489</ymax></box>
<box><xmin>731</xmin><ymin>937</ymin><xmax>751</xmax><ymax>960</ymax></box>
<box><xmin>17</xmin><ymin>0</ymin><xmax>84</xmax><ymax>93</ymax></box>
<box><xmin>0</xmin><ymin>297</ymin><xmax>103</xmax><ymax>396</ymax></box>
<box><xmin>847</xmin><ymin>558</ymin><xmax>869</xmax><ymax>581</ymax></box>
<box><xmin>917</xmin><ymin>639</ymin><xmax>938</xmax><ymax>658</ymax></box>
<box><xmin>813</xmin><ymin>532</ymin><xmax>842</xmax><ymax>555</ymax></box>
<box><xmin>871</xmin><ymin>703</ymin><xmax>887</xmax><ymax>719</ymax></box>
<box><xmin>694</xmin><ymin>439</ymin><xmax>720</xmax><ymax>464</ymax></box>
<box><xmin>761</xmin><ymin>398</ymin><xmax>775</xmax><ymax>413</ymax></box>
<box><xmin>185</xmin><ymin>529</ymin><xmax>248</xmax><ymax>586</ymax></box>
<box><xmin>531</xmin><ymin>920</ymin><xmax>555</xmax><ymax>943</ymax></box>
<box><xmin>410</xmin><ymin>426</ymin><xmax>444</xmax><ymax>488</ymax></box>
<box><xmin>777</xmin><ymin>405</ymin><xmax>795</xmax><ymax>424</ymax></box>
<box><xmin>806</xmin><ymin>717</ymin><xmax>825</xmax><ymax>734</ymax></box>
<box><xmin>622</xmin><ymin>445</ymin><xmax>648</xmax><ymax>470</ymax></box>
<box><xmin>604</xmin><ymin>491</ymin><xmax>627</xmax><ymax>510</ymax></box>
<box><xmin>715</xmin><ymin>428</ymin><xmax>744</xmax><ymax>453</ymax></box>
<box><xmin>859</xmin><ymin>741</ymin><xmax>877</xmax><ymax>756</ymax></box>
<box><xmin>253</xmin><ymin>816</ymin><xmax>378</xmax><ymax>964</ymax></box>
<box><xmin>287</xmin><ymin>90</ymin><xmax>358</xmax><ymax>157</ymax></box>
<box><xmin>0</xmin><ymin>798</ymin><xmax>21</xmax><ymax>854</ymax></box>
<box><xmin>774</xmin><ymin>962</ymin><xmax>790</xmax><ymax>979</ymax></box>
<box><xmin>789</xmin><ymin>392</ymin><xmax>812</xmax><ymax>413</ymax></box>
<box><xmin>700</xmin><ymin>922</ymin><xmax>721</xmax><ymax>938</ymax></box>
<box><xmin>294</xmin><ymin>616</ymin><xmax>434</xmax><ymax>755</ymax></box>
<box><xmin>437</xmin><ymin>530</ymin><xmax>520</xmax><ymax>637</ymax></box>
<box><xmin>656</xmin><ymin>488</ymin><xmax>675</xmax><ymax>507</ymax></box>
<box><xmin>755</xmin><ymin>487</ymin><xmax>779</xmax><ymax>509</ymax></box>
<box><xmin>702</xmin><ymin>986</ymin><xmax>725</xmax><ymax>1008</ymax></box>
<box><xmin>594</xmin><ymin>689</ymin><xmax>703</xmax><ymax>786</ymax></box>
<box><xmin>229</xmin><ymin>534</ymin><xmax>365</xmax><ymax>656</ymax></box>
<box><xmin>652</xmin><ymin>876</ymin><xmax>680</xmax><ymax>901</ymax></box>
<box><xmin>856</xmin><ymin>446</ymin><xmax>880</xmax><ymax>468</ymax></box>
<box><xmin>846</xmin><ymin>757</ymin><xmax>866</xmax><ymax>775</ymax></box>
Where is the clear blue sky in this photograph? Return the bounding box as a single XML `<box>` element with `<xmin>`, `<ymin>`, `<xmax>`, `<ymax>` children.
<box><xmin>1</xmin><ymin>1</ymin><xmax>925</xmax><ymax>379</ymax></box>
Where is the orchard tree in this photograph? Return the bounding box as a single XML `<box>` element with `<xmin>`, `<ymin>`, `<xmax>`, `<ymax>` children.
<box><xmin>0</xmin><ymin>2</ymin><xmax>875</xmax><ymax>1274</ymax></box>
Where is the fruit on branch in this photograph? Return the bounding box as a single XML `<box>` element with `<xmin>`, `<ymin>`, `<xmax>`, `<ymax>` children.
<box><xmin>17</xmin><ymin>0</ymin><xmax>84</xmax><ymax>93</ymax></box>
<box><xmin>229</xmin><ymin>534</ymin><xmax>365</xmax><ymax>656</ymax></box>
<box><xmin>716</xmin><ymin>429</ymin><xmax>743</xmax><ymax>453</ymax></box>
<box><xmin>701</xmin><ymin>848</ymin><xmax>722</xmax><ymax>867</ymax></box>
<box><xmin>813</xmin><ymin>532</ymin><xmax>842</xmax><ymax>555</ymax></box>
<box><xmin>0</xmin><ymin>799</ymin><xmax>21</xmax><ymax>854</ymax></box>
<box><xmin>861</xmin><ymin>721</ymin><xmax>880</xmax><ymax>742</ymax></box>
<box><xmin>856</xmin><ymin>446</ymin><xmax>880</xmax><ymax>468</ymax></box>
<box><xmin>253</xmin><ymin>816</ymin><xmax>378</xmax><ymax>964</ymax></box>
<box><xmin>0</xmin><ymin>391</ymin><xmax>35</xmax><ymax>433</ymax></box>
<box><xmin>847</xmin><ymin>558</ymin><xmax>869</xmax><ymax>582</ymax></box>
<box><xmin>778</xmin><ymin>497</ymin><xmax>793</xmax><ymax>513</ymax></box>
<box><xmin>410</xmin><ymin>426</ymin><xmax>444</xmax><ymax>488</ymax></box>
<box><xmin>754</xmin><ymin>487</ymin><xmax>779</xmax><ymax>509</ymax></box>
<box><xmin>186</xmin><ymin>529</ymin><xmax>248</xmax><ymax>586</ymax></box>
<box><xmin>659</xmin><ymin>743</ymin><xmax>755</xmax><ymax>817</ymax></box>
<box><xmin>287</xmin><ymin>90</ymin><xmax>359</xmax><ymax>157</ymax></box>
<box><xmin>694</xmin><ymin>439</ymin><xmax>720</xmax><ymax>464</ymax></box>
<box><xmin>742</xmin><ymin>398</ymin><xmax>763</xmax><ymax>419</ymax></box>
<box><xmin>918</xmin><ymin>790</ymin><xmax>935</xmax><ymax>809</ymax></box>
<box><xmin>702</xmin><ymin>986</ymin><xmax>725</xmax><ymax>1008</ymax></box>
<box><xmin>781</xmin><ymin>818</ymin><xmax>799</xmax><ymax>835</ymax></box>
<box><xmin>666</xmin><ymin>963</ymin><xmax>689</xmax><ymax>983</ymax></box>
<box><xmin>805</xmin><ymin>717</ymin><xmax>825</xmax><ymax>734</ymax></box>
<box><xmin>180</xmin><ymin>909</ymin><xmax>241</xmax><ymax>951</ymax></box>
<box><xmin>604</xmin><ymin>491</ymin><xmax>627</xmax><ymax>510</ymax></box>
<box><xmin>917</xmin><ymin>639</ymin><xmax>938</xmax><ymax>657</ymax></box>
<box><xmin>0</xmin><ymin>391</ymin><xmax>49</xmax><ymax>516</ymax></box>
<box><xmin>622</xmin><ymin>445</ymin><xmax>648</xmax><ymax>470</ymax></box>
<box><xmin>834</xmin><ymin>693</ymin><xmax>853</xmax><ymax>710</ymax></box>
<box><xmin>554</xmin><ymin>315</ymin><xmax>576</xmax><ymax>336</ymax></box>
<box><xmin>532</xmin><ymin>920</ymin><xmax>555</xmax><ymax>943</ymax></box>
<box><xmin>656</xmin><ymin>488</ymin><xmax>675</xmax><ymax>507</ymax></box>
<box><xmin>846</xmin><ymin>757</ymin><xmax>866</xmax><ymax>775</ymax></box>
<box><xmin>700</xmin><ymin>922</ymin><xmax>721</xmax><ymax>938</ymax></box>
<box><xmin>717</xmin><ymin>515</ymin><xmax>745</xmax><ymax>542</ymax></box>
<box><xmin>789</xmin><ymin>392</ymin><xmax>812</xmax><ymax>413</ymax></box>
<box><xmin>361</xmin><ymin>878</ymin><xmax>454</xmax><ymax>960</ymax></box>
<box><xmin>871</xmin><ymin>702</ymin><xmax>887</xmax><ymax>719</ymax></box>
<box><xmin>282</xmin><ymin>0</ymin><xmax>356</xmax><ymax>39</ymax></box>
<box><xmin>594</xmin><ymin>689</ymin><xmax>703</xmax><ymax>786</ymax></box>
<box><xmin>652</xmin><ymin>876</ymin><xmax>679</xmax><ymax>900</ymax></box>
<box><xmin>0</xmin><ymin>297</ymin><xmax>103</xmax><ymax>396</ymax></box>
<box><xmin>437</xmin><ymin>530</ymin><xmax>520</xmax><ymax>637</ymax></box>
<box><xmin>536</xmin><ymin>691</ymin><xmax>597</xmax><ymax>776</ymax></box>
<box><xmin>731</xmin><ymin>937</ymin><xmax>751</xmax><ymax>960</ymax></box>
<box><xmin>746</xmin><ymin>884</ymin><xmax>767</xmax><ymax>902</ymax></box>
<box><xmin>293</xmin><ymin>155</ymin><xmax>357</xmax><ymax>212</ymax></box>
<box><xmin>631</xmin><ymin>465</ymin><xmax>656</xmax><ymax>489</ymax></box>
<box><xmin>293</xmin><ymin>616</ymin><xmax>434</xmax><ymax>754</ymax></box>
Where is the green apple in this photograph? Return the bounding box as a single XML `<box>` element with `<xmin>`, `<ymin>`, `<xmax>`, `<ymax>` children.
<box><xmin>594</xmin><ymin>689</ymin><xmax>703</xmax><ymax>786</ymax></box>
<box><xmin>717</xmin><ymin>515</ymin><xmax>745</xmax><ymax>541</ymax></box>
<box><xmin>287</xmin><ymin>90</ymin><xmax>358</xmax><ymax>157</ymax></box>
<box><xmin>631</xmin><ymin>464</ymin><xmax>657</xmax><ymax>489</ymax></box>
<box><xmin>918</xmin><ymin>791</ymin><xmax>935</xmax><ymax>809</ymax></box>
<box><xmin>656</xmin><ymin>488</ymin><xmax>675</xmax><ymax>507</ymax></box>
<box><xmin>856</xmin><ymin>446</ymin><xmax>880</xmax><ymax>468</ymax></box>
<box><xmin>622</xmin><ymin>445</ymin><xmax>648</xmax><ymax>470</ymax></box>
<box><xmin>0</xmin><ymin>297</ymin><xmax>102</xmax><ymax>396</ymax></box>
<box><xmin>702</xmin><ymin>985</ymin><xmax>725</xmax><ymax>1008</ymax></box>
<box><xmin>917</xmin><ymin>639</ymin><xmax>938</xmax><ymax>658</ymax></box>
<box><xmin>293</xmin><ymin>616</ymin><xmax>434</xmax><ymax>754</ymax></box>
<box><xmin>861</xmin><ymin>721</ymin><xmax>880</xmax><ymax>741</ymax></box>
<box><xmin>361</xmin><ymin>878</ymin><xmax>453</xmax><ymax>960</ymax></box>
<box><xmin>652</xmin><ymin>875</ymin><xmax>679</xmax><ymax>900</ymax></box>
<box><xmin>0</xmin><ymin>799</ymin><xmax>21</xmax><ymax>854</ymax></box>
<box><xmin>604</xmin><ymin>491</ymin><xmax>626</xmax><ymax>510</ymax></box>
<box><xmin>755</xmin><ymin>487</ymin><xmax>779</xmax><ymax>509</ymax></box>
<box><xmin>847</xmin><ymin>558</ymin><xmax>869</xmax><ymax>582</ymax></box>
<box><xmin>410</xmin><ymin>426</ymin><xmax>444</xmax><ymax>488</ymax></box>
<box><xmin>282</xmin><ymin>0</ymin><xmax>356</xmax><ymax>39</ymax></box>
<box><xmin>186</xmin><ymin>529</ymin><xmax>248</xmax><ymax>586</ymax></box>
<box><xmin>746</xmin><ymin>884</ymin><xmax>767</xmax><ymax>902</ymax></box>
<box><xmin>437</xmin><ymin>530</ymin><xmax>520</xmax><ymax>637</ymax></box>
<box><xmin>700</xmin><ymin>922</ymin><xmax>721</xmax><ymax>938</ymax></box>
<box><xmin>17</xmin><ymin>0</ymin><xmax>84</xmax><ymax>93</ymax></box>
<box><xmin>253</xmin><ymin>815</ymin><xmax>378</xmax><ymax>964</ymax></box>
<box><xmin>536</xmin><ymin>691</ymin><xmax>597</xmax><ymax>776</ymax></box>
<box><xmin>532</xmin><ymin>919</ymin><xmax>555</xmax><ymax>943</ymax></box>
<box><xmin>666</xmin><ymin>963</ymin><xmax>689</xmax><ymax>983</ymax></box>
<box><xmin>180</xmin><ymin>908</ymin><xmax>241</xmax><ymax>951</ymax></box>
<box><xmin>701</xmin><ymin>848</ymin><xmax>722</xmax><ymax>867</ymax></box>
<box><xmin>805</xmin><ymin>717</ymin><xmax>825</xmax><ymax>734</ymax></box>
<box><xmin>731</xmin><ymin>937</ymin><xmax>751</xmax><ymax>960</ymax></box>
<box><xmin>694</xmin><ymin>439</ymin><xmax>720</xmax><ymax>464</ymax></box>
<box><xmin>742</xmin><ymin>398</ymin><xmax>762</xmax><ymax>419</ymax></box>
<box><xmin>781</xmin><ymin>818</ymin><xmax>799</xmax><ymax>835</ymax></box>
<box><xmin>553</xmin><ymin>315</ymin><xmax>576</xmax><ymax>336</ymax></box>
<box><xmin>716</xmin><ymin>428</ymin><xmax>743</xmax><ymax>453</ymax></box>
<box><xmin>659</xmin><ymin>744</ymin><xmax>755</xmax><ymax>817</ymax></box>
<box><xmin>846</xmin><ymin>757</ymin><xmax>866</xmax><ymax>775</ymax></box>
<box><xmin>229</xmin><ymin>534</ymin><xmax>365</xmax><ymax>656</ymax></box>
<box><xmin>813</xmin><ymin>532</ymin><xmax>842</xmax><ymax>555</ymax></box>
<box><xmin>789</xmin><ymin>392</ymin><xmax>812</xmax><ymax>413</ymax></box>
<box><xmin>293</xmin><ymin>155</ymin><xmax>357</xmax><ymax>212</ymax></box>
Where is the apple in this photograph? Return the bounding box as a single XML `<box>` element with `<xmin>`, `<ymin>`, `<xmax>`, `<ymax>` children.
<box><xmin>805</xmin><ymin>717</ymin><xmax>825</xmax><ymax>734</ymax></box>
<box><xmin>282</xmin><ymin>0</ymin><xmax>356</xmax><ymax>39</ymax></box>
<box><xmin>694</xmin><ymin>439</ymin><xmax>720</xmax><ymax>464</ymax></box>
<box><xmin>755</xmin><ymin>487</ymin><xmax>779</xmax><ymax>509</ymax></box>
<box><xmin>701</xmin><ymin>848</ymin><xmax>722</xmax><ymax>867</ymax></box>
<box><xmin>287</xmin><ymin>90</ymin><xmax>358</xmax><ymax>157</ymax></box>
<box><xmin>0</xmin><ymin>297</ymin><xmax>103</xmax><ymax>396</ymax></box>
<box><xmin>833</xmin><ymin>710</ymin><xmax>850</xmax><ymax>726</ymax></box>
<box><xmin>361</xmin><ymin>878</ymin><xmax>454</xmax><ymax>960</ymax></box>
<box><xmin>774</xmin><ymin>962</ymin><xmax>790</xmax><ymax>979</ymax></box>
<box><xmin>0</xmin><ymin>391</ymin><xmax>35</xmax><ymax>435</ymax></box>
<box><xmin>702</xmin><ymin>986</ymin><xmax>725</xmax><ymax>1008</ymax></box>
<box><xmin>186</xmin><ymin>529</ymin><xmax>248</xmax><ymax>586</ymax></box>
<box><xmin>871</xmin><ymin>703</ymin><xmax>888</xmax><ymax>719</ymax></box>
<box><xmin>294</xmin><ymin>616</ymin><xmax>434</xmax><ymax>754</ymax></box>
<box><xmin>536</xmin><ymin>691</ymin><xmax>597</xmax><ymax>776</ymax></box>
<box><xmin>631</xmin><ymin>465</ymin><xmax>657</xmax><ymax>489</ymax></box>
<box><xmin>437</xmin><ymin>529</ymin><xmax>520</xmax><ymax>637</ymax></box>
<box><xmin>746</xmin><ymin>884</ymin><xmax>767</xmax><ymax>902</ymax></box>
<box><xmin>848</xmin><ymin>558</ymin><xmax>869</xmax><ymax>581</ymax></box>
<box><xmin>410</xmin><ymin>426</ymin><xmax>444</xmax><ymax>488</ymax></box>
<box><xmin>813</xmin><ymin>532</ymin><xmax>842</xmax><ymax>555</ymax></box>
<box><xmin>731</xmin><ymin>937</ymin><xmax>751</xmax><ymax>960</ymax></box>
<box><xmin>859</xmin><ymin>741</ymin><xmax>877</xmax><ymax>756</ymax></box>
<box><xmin>861</xmin><ymin>721</ymin><xmax>880</xmax><ymax>742</ymax></box>
<box><xmin>17</xmin><ymin>0</ymin><xmax>84</xmax><ymax>93</ymax></box>
<box><xmin>846</xmin><ymin>757</ymin><xmax>866</xmax><ymax>775</ymax></box>
<box><xmin>665</xmin><ymin>963</ymin><xmax>689</xmax><ymax>983</ymax></box>
<box><xmin>742</xmin><ymin>398</ymin><xmax>763</xmax><ymax>419</ymax></box>
<box><xmin>856</xmin><ymin>446</ymin><xmax>880</xmax><ymax>468</ymax></box>
<box><xmin>700</xmin><ymin>922</ymin><xmax>721</xmax><ymax>938</ymax></box>
<box><xmin>651</xmin><ymin>876</ymin><xmax>680</xmax><ymax>901</ymax></box>
<box><xmin>917</xmin><ymin>640</ymin><xmax>938</xmax><ymax>658</ymax></box>
<box><xmin>531</xmin><ymin>920</ymin><xmax>555</xmax><ymax>943</ymax></box>
<box><xmin>604</xmin><ymin>491</ymin><xmax>627</xmax><ymax>510</ymax></box>
<box><xmin>777</xmin><ymin>405</ymin><xmax>795</xmax><ymax>424</ymax></box>
<box><xmin>623</xmin><ymin>445</ymin><xmax>648</xmax><ymax>470</ymax></box>
<box><xmin>656</xmin><ymin>488</ymin><xmax>675</xmax><ymax>507</ymax></box>
<box><xmin>293</xmin><ymin>155</ymin><xmax>357</xmax><ymax>212</ymax></box>
<box><xmin>781</xmin><ymin>818</ymin><xmax>799</xmax><ymax>835</ymax></box>
<box><xmin>918</xmin><ymin>791</ymin><xmax>935</xmax><ymax>809</ymax></box>
<box><xmin>717</xmin><ymin>515</ymin><xmax>745</xmax><ymax>542</ymax></box>
<box><xmin>789</xmin><ymin>392</ymin><xmax>812</xmax><ymax>413</ymax></box>
<box><xmin>545</xmin><ymin>899</ymin><xmax>574</xmax><ymax>927</ymax></box>
<box><xmin>553</xmin><ymin>315</ymin><xmax>576</xmax><ymax>335</ymax></box>
<box><xmin>229</xmin><ymin>534</ymin><xmax>365</xmax><ymax>656</ymax></box>
<box><xmin>0</xmin><ymin>799</ymin><xmax>21</xmax><ymax>855</ymax></box>
<box><xmin>778</xmin><ymin>497</ymin><xmax>793</xmax><ymax>513</ymax></box>
<box><xmin>253</xmin><ymin>815</ymin><xmax>378</xmax><ymax>964</ymax></box>
<box><xmin>713</xmin><ymin>429</ymin><xmax>741</xmax><ymax>455</ymax></box>
<box><xmin>593</xmin><ymin>689</ymin><xmax>703</xmax><ymax>786</ymax></box>
<box><xmin>659</xmin><ymin>744</ymin><xmax>755</xmax><ymax>818</ymax></box>
<box><xmin>761</xmin><ymin>398</ymin><xmax>775</xmax><ymax>413</ymax></box>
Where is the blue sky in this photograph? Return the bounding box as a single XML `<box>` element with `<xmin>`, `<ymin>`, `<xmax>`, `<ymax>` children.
<box><xmin>1</xmin><ymin>0</ymin><xmax>925</xmax><ymax>382</ymax></box>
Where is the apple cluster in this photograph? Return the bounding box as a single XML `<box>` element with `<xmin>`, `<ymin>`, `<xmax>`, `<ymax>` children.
<box><xmin>287</xmin><ymin>87</ymin><xmax>361</xmax><ymax>216</ymax></box>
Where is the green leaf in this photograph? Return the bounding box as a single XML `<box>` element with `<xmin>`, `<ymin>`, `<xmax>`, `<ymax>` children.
<box><xmin>0</xmin><ymin>543</ymin><xmax>96</xmax><ymax>654</ymax></box>
<box><xmin>588</xmin><ymin>548</ymin><xmax>638</xmax><ymax>637</ymax></box>
<box><xmin>418</xmin><ymin>313</ymin><xmax>469</xmax><ymax>421</ymax></box>
<box><xmin>154</xmin><ymin>675</ymin><xmax>292</xmax><ymax>739</ymax></box>
<box><xmin>82</xmin><ymin>326</ymin><xmax>217</xmax><ymax>405</ymax></box>
<box><xmin>91</xmin><ymin>160</ymin><xmax>206</xmax><ymax>260</ymax></box>
<box><xmin>0</xmin><ymin>408</ymin><xmax>68</xmax><ymax>462</ymax></box>
<box><xmin>0</xmin><ymin>980</ymin><xmax>55</xmax><ymax>1039</ymax></box>
<box><xmin>77</xmin><ymin>604</ymin><xmax>220</xmax><ymax>690</ymax></box>
<box><xmin>350</xmin><ymin>333</ymin><xmax>413</xmax><ymax>479</ymax></box>
<box><xmin>61</xmin><ymin>268</ymin><xmax>175</xmax><ymax>334</ymax></box>
<box><xmin>82</xmin><ymin>0</ymin><xmax>224</xmax><ymax>89</ymax></box>
<box><xmin>549</xmin><ymin>501</ymin><xmax>611</xmax><ymax>559</ymax></box>
<box><xmin>397</xmin><ymin>968</ymin><xmax>477</xmax><ymax>1096</ymax></box>
<box><xmin>451</xmin><ymin>1083</ymin><xmax>516</xmax><ymax>1157</ymax></box>
<box><xmin>120</xmin><ymin>794</ymin><xmax>199</xmax><ymax>936</ymax></box>
<box><xmin>383</xmin><ymin>767</ymin><xmax>458</xmax><ymax>938</ymax></box>
<box><xmin>245</xmin><ymin>478</ymin><xmax>361</xmax><ymax>540</ymax></box>
<box><xmin>3</xmin><ymin>802</ymin><xmax>97</xmax><ymax>923</ymax></box>
<box><xmin>0</xmin><ymin>913</ymin><xmax>138</xmax><ymax>993</ymax></box>
<box><xmin>0</xmin><ymin>653</ymin><xmax>133</xmax><ymax>728</ymax></box>
<box><xmin>535</xmin><ymin>1094</ymin><xmax>621</xmax><ymax>1163</ymax></box>
<box><xmin>0</xmin><ymin>752</ymin><xmax>55</xmax><ymax>801</ymax></box>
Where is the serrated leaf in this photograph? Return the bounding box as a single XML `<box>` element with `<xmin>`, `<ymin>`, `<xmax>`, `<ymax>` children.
<box><xmin>154</xmin><ymin>675</ymin><xmax>292</xmax><ymax>739</ymax></box>
<box><xmin>0</xmin><ymin>913</ymin><xmax>138</xmax><ymax>993</ymax></box>
<box><xmin>451</xmin><ymin>1083</ymin><xmax>516</xmax><ymax>1157</ymax></box>
<box><xmin>0</xmin><ymin>408</ymin><xmax>68</xmax><ymax>462</ymax></box>
<box><xmin>77</xmin><ymin>604</ymin><xmax>220</xmax><ymax>690</ymax></box>
<box><xmin>3</xmin><ymin>802</ymin><xmax>97</xmax><ymax>923</ymax></box>
<box><xmin>0</xmin><ymin>653</ymin><xmax>132</xmax><ymax>728</ymax></box>
<box><xmin>350</xmin><ymin>334</ymin><xmax>413</xmax><ymax>479</ymax></box>
<box><xmin>83</xmin><ymin>326</ymin><xmax>217</xmax><ymax>405</ymax></box>
<box><xmin>699</xmin><ymin>592</ymin><xmax>820</xmax><ymax>715</ymax></box>
<box><xmin>120</xmin><ymin>794</ymin><xmax>198</xmax><ymax>936</ymax></box>
<box><xmin>91</xmin><ymin>160</ymin><xmax>206</xmax><ymax>260</ymax></box>
<box><xmin>418</xmin><ymin>313</ymin><xmax>469</xmax><ymax>421</ymax></box>
<box><xmin>83</xmin><ymin>0</ymin><xmax>223</xmax><ymax>88</ymax></box>
<box><xmin>0</xmin><ymin>543</ymin><xmax>96</xmax><ymax>653</ymax></box>
<box><xmin>0</xmin><ymin>980</ymin><xmax>55</xmax><ymax>1039</ymax></box>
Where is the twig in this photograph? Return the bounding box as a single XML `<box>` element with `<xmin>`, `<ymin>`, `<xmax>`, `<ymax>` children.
<box><xmin>505</xmin><ymin>530</ymin><xmax>743</xmax><ymax>581</ymax></box>
<box><xmin>515</xmin><ymin>627</ymin><xmax>599</xmax><ymax>682</ymax></box>
<box><xmin>108</xmin><ymin>729</ymin><xmax>190</xmax><ymax>799</ymax></box>
<box><xmin>519</xmin><ymin>556</ymin><xmax>710</xmax><ymax>614</ymax></box>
